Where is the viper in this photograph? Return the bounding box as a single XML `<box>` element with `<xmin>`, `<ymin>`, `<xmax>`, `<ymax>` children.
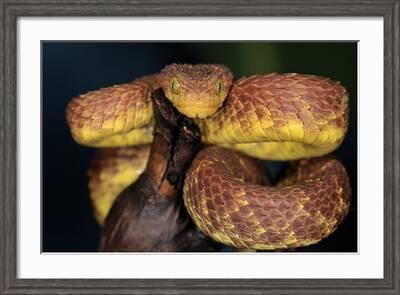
<box><xmin>66</xmin><ymin>63</ymin><xmax>351</xmax><ymax>250</ymax></box>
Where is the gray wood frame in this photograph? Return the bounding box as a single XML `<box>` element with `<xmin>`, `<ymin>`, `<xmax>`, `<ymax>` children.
<box><xmin>1</xmin><ymin>0</ymin><xmax>399</xmax><ymax>294</ymax></box>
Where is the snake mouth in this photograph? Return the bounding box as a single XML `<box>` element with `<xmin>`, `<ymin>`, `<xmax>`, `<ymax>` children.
<box><xmin>173</xmin><ymin>101</ymin><xmax>223</xmax><ymax>119</ymax></box>
<box><xmin>163</xmin><ymin>92</ymin><xmax>225</xmax><ymax>119</ymax></box>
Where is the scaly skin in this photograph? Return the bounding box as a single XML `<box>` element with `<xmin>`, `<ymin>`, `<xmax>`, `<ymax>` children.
<box><xmin>88</xmin><ymin>146</ymin><xmax>150</xmax><ymax>224</ymax></box>
<box><xmin>197</xmin><ymin>73</ymin><xmax>349</xmax><ymax>160</ymax></box>
<box><xmin>67</xmin><ymin>70</ymin><xmax>348</xmax><ymax>160</ymax></box>
<box><xmin>66</xmin><ymin>64</ymin><xmax>351</xmax><ymax>250</ymax></box>
<box><xmin>184</xmin><ymin>146</ymin><xmax>351</xmax><ymax>250</ymax></box>
<box><xmin>66</xmin><ymin>75</ymin><xmax>158</xmax><ymax>147</ymax></box>
<box><xmin>66</xmin><ymin>65</ymin><xmax>233</xmax><ymax>146</ymax></box>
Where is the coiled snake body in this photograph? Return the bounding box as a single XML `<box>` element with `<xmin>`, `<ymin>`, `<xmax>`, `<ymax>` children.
<box><xmin>67</xmin><ymin>64</ymin><xmax>351</xmax><ymax>250</ymax></box>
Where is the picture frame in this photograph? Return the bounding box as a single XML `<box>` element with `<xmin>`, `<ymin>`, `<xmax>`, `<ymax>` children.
<box><xmin>1</xmin><ymin>0</ymin><xmax>399</xmax><ymax>294</ymax></box>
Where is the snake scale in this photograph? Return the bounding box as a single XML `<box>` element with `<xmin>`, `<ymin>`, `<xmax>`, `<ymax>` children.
<box><xmin>66</xmin><ymin>64</ymin><xmax>351</xmax><ymax>250</ymax></box>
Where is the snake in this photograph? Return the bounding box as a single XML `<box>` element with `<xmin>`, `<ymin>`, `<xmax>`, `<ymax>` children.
<box><xmin>66</xmin><ymin>63</ymin><xmax>351</xmax><ymax>250</ymax></box>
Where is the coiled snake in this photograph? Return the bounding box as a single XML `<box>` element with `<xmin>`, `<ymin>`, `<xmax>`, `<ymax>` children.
<box><xmin>66</xmin><ymin>64</ymin><xmax>351</xmax><ymax>250</ymax></box>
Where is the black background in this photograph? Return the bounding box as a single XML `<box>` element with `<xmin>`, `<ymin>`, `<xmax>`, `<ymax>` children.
<box><xmin>42</xmin><ymin>42</ymin><xmax>357</xmax><ymax>252</ymax></box>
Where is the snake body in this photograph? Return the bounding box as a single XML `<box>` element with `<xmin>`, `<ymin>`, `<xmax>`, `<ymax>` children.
<box><xmin>184</xmin><ymin>146</ymin><xmax>350</xmax><ymax>250</ymax></box>
<box><xmin>66</xmin><ymin>64</ymin><xmax>351</xmax><ymax>249</ymax></box>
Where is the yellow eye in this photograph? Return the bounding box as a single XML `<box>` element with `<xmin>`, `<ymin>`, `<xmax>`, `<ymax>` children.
<box><xmin>171</xmin><ymin>78</ymin><xmax>180</xmax><ymax>94</ymax></box>
<box><xmin>215</xmin><ymin>80</ymin><xmax>223</xmax><ymax>95</ymax></box>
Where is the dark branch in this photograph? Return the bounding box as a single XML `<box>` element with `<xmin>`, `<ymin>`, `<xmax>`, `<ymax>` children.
<box><xmin>99</xmin><ymin>89</ymin><xmax>220</xmax><ymax>252</ymax></box>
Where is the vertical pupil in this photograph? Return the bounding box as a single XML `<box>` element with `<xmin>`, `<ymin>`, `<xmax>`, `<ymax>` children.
<box><xmin>172</xmin><ymin>79</ymin><xmax>180</xmax><ymax>93</ymax></box>
<box><xmin>216</xmin><ymin>81</ymin><xmax>222</xmax><ymax>93</ymax></box>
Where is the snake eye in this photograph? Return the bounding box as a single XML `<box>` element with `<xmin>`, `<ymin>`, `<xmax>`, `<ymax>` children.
<box><xmin>215</xmin><ymin>80</ymin><xmax>223</xmax><ymax>95</ymax></box>
<box><xmin>171</xmin><ymin>78</ymin><xmax>180</xmax><ymax>95</ymax></box>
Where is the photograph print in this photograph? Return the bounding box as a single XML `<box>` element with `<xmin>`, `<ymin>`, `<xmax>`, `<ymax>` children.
<box><xmin>42</xmin><ymin>42</ymin><xmax>357</xmax><ymax>253</ymax></box>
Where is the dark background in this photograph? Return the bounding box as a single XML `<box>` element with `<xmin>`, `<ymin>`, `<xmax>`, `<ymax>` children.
<box><xmin>42</xmin><ymin>42</ymin><xmax>357</xmax><ymax>252</ymax></box>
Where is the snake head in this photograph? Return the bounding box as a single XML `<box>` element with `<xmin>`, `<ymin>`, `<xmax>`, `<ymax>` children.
<box><xmin>158</xmin><ymin>63</ymin><xmax>234</xmax><ymax>119</ymax></box>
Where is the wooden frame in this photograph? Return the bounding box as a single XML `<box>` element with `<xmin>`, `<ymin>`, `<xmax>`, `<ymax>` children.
<box><xmin>1</xmin><ymin>1</ymin><xmax>399</xmax><ymax>294</ymax></box>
